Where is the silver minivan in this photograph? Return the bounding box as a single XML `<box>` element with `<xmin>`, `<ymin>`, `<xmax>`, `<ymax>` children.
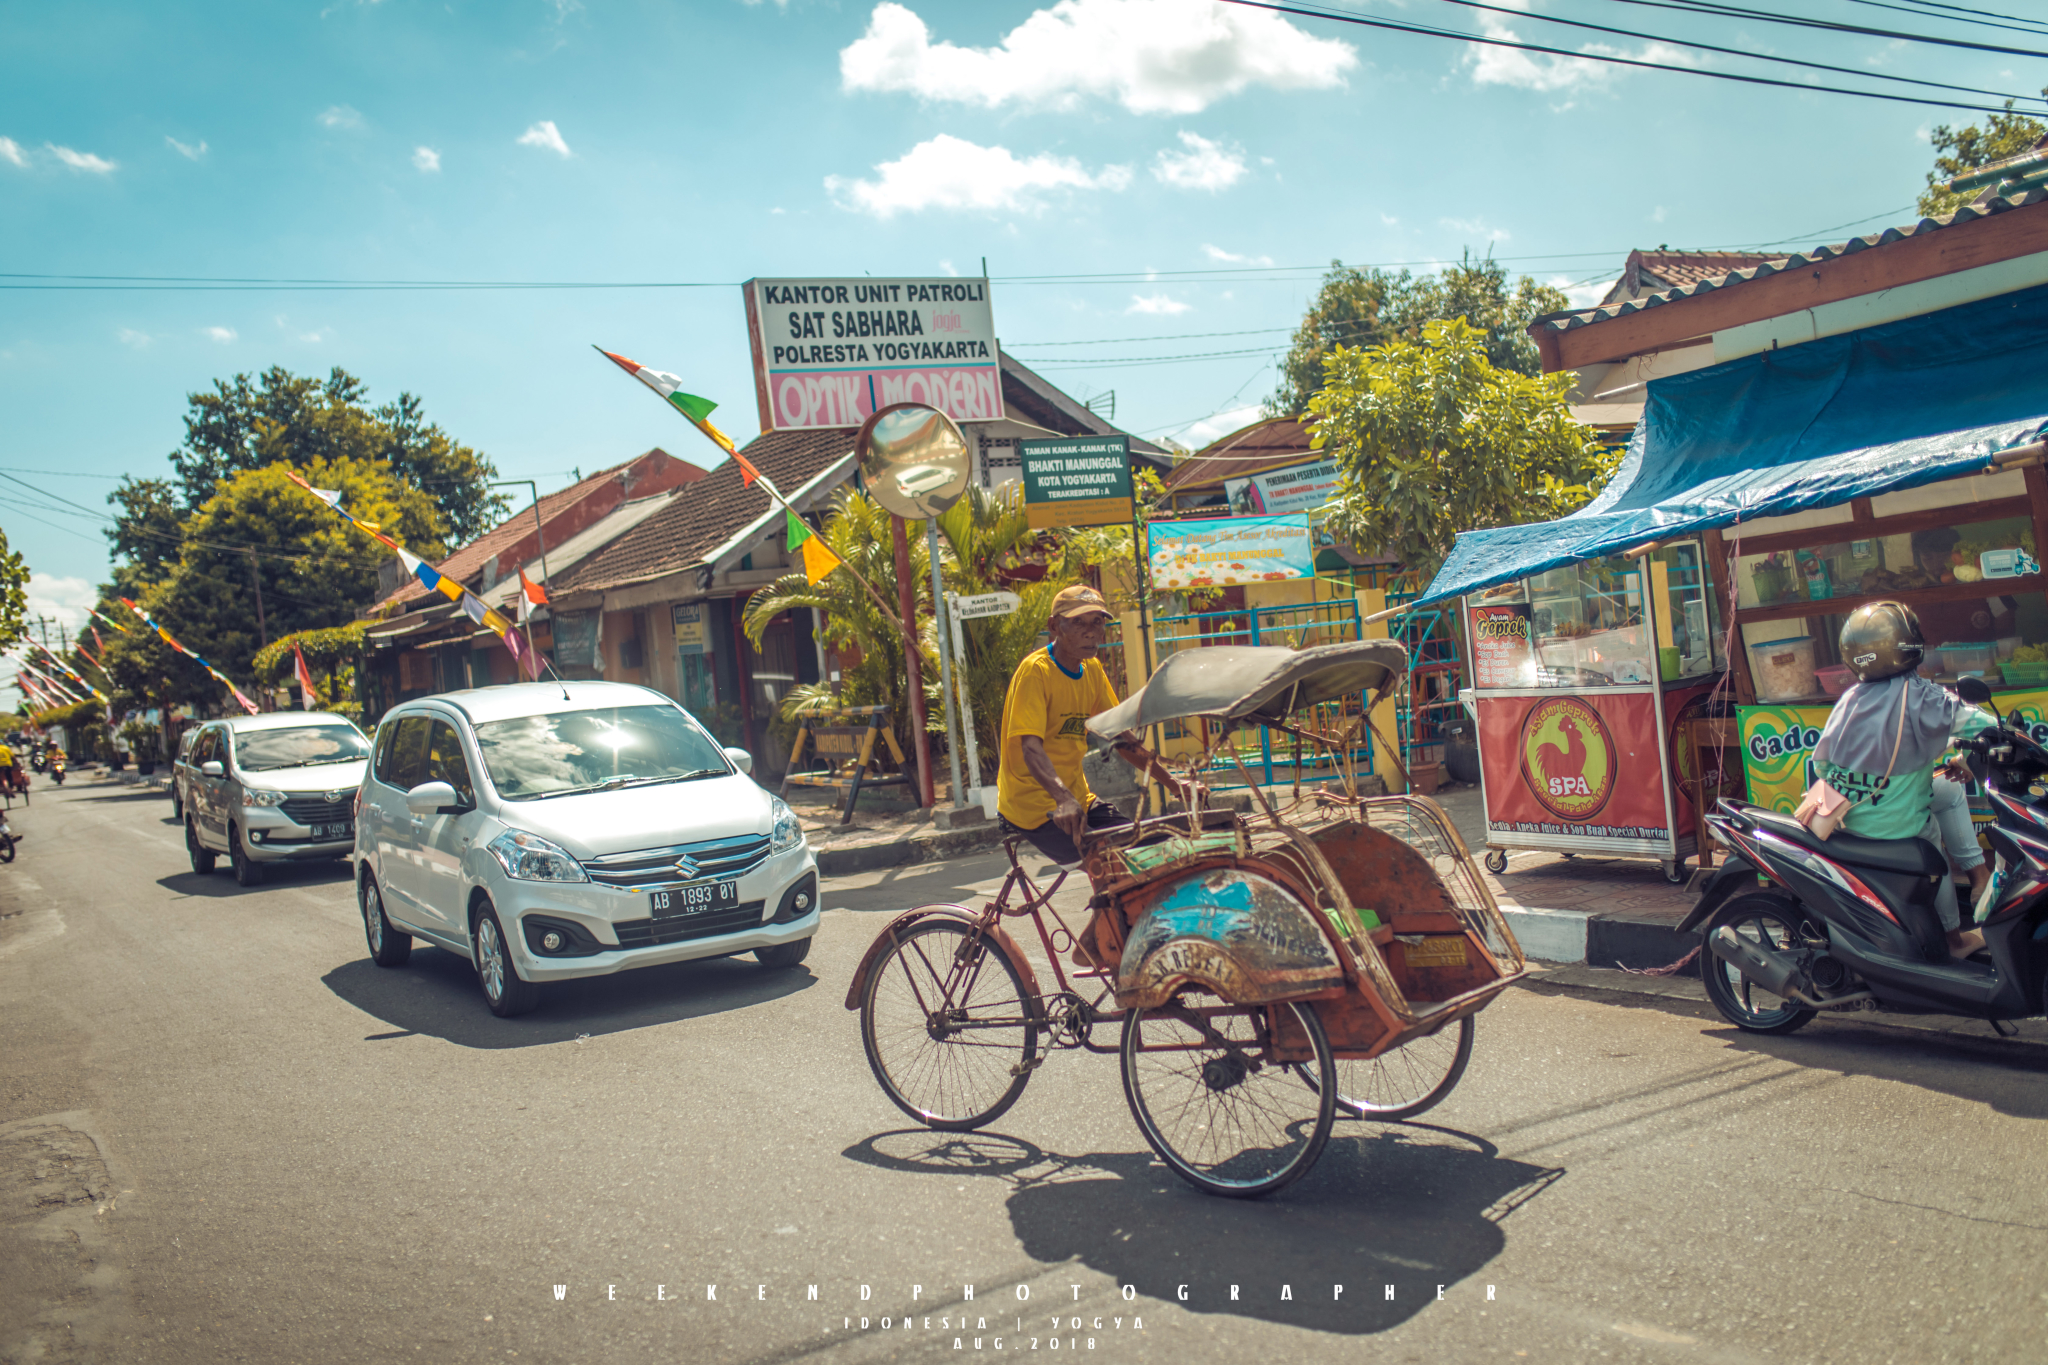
<box><xmin>183</xmin><ymin>712</ymin><xmax>372</xmax><ymax>886</ymax></box>
<box><xmin>353</xmin><ymin>681</ymin><xmax>818</xmax><ymax>1017</ymax></box>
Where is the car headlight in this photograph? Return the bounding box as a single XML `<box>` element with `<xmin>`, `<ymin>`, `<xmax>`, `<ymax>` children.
<box><xmin>769</xmin><ymin>796</ymin><xmax>804</xmax><ymax>854</ymax></box>
<box><xmin>242</xmin><ymin>788</ymin><xmax>288</xmax><ymax>808</ymax></box>
<box><xmin>486</xmin><ymin>829</ymin><xmax>589</xmax><ymax>883</ymax></box>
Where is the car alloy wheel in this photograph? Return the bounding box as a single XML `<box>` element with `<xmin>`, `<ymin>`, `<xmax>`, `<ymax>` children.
<box><xmin>477</xmin><ymin>915</ymin><xmax>507</xmax><ymax>1002</ymax></box>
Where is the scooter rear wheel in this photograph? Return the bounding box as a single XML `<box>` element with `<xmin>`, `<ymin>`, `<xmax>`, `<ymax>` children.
<box><xmin>1700</xmin><ymin>893</ymin><xmax>1818</xmax><ymax>1035</ymax></box>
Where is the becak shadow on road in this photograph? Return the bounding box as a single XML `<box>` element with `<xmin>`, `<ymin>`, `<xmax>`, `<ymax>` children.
<box><xmin>844</xmin><ymin>1123</ymin><xmax>1562</xmax><ymax>1334</ymax></box>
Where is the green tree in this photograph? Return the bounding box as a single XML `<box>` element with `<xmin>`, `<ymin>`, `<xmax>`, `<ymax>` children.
<box><xmin>1309</xmin><ymin>319</ymin><xmax>1617</xmax><ymax>578</ymax></box>
<box><xmin>1270</xmin><ymin>254</ymin><xmax>1569</xmax><ymax>417</ymax></box>
<box><xmin>117</xmin><ymin>364</ymin><xmax>506</xmax><ymax>553</ymax></box>
<box><xmin>151</xmin><ymin>459</ymin><xmax>443</xmax><ymax>688</ymax></box>
<box><xmin>1919</xmin><ymin>92</ymin><xmax>2048</xmax><ymax>218</ymax></box>
<box><xmin>0</xmin><ymin>527</ymin><xmax>28</xmax><ymax>653</ymax></box>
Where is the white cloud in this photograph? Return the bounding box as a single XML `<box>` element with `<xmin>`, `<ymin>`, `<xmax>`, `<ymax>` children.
<box><xmin>117</xmin><ymin>328</ymin><xmax>150</xmax><ymax>347</ymax></box>
<box><xmin>841</xmin><ymin>0</ymin><xmax>1356</xmax><ymax>115</ymax></box>
<box><xmin>1153</xmin><ymin>131</ymin><xmax>1247</xmax><ymax>191</ymax></box>
<box><xmin>1550</xmin><ymin>275</ymin><xmax>1617</xmax><ymax>309</ymax></box>
<box><xmin>205</xmin><ymin>326</ymin><xmax>237</xmax><ymax>343</ymax></box>
<box><xmin>318</xmin><ymin>104</ymin><xmax>363</xmax><ymax>130</ymax></box>
<box><xmin>826</xmin><ymin>134</ymin><xmax>1130</xmax><ymax>218</ymax></box>
<box><xmin>166</xmin><ymin>136</ymin><xmax>207</xmax><ymax>160</ymax></box>
<box><xmin>517</xmin><ymin>120</ymin><xmax>571</xmax><ymax>157</ymax></box>
<box><xmin>48</xmin><ymin>145</ymin><xmax>116</xmax><ymax>173</ymax></box>
<box><xmin>1203</xmin><ymin>243</ymin><xmax>1274</xmax><ymax>267</ymax></box>
<box><xmin>1127</xmin><ymin>293</ymin><xmax>1191</xmax><ymax>315</ymax></box>
<box><xmin>1171</xmin><ymin>403</ymin><xmax>1264</xmax><ymax>448</ymax></box>
<box><xmin>25</xmin><ymin>574</ymin><xmax>98</xmax><ymax>641</ymax></box>
<box><xmin>1651</xmin><ymin>205</ymin><xmax>1667</xmax><ymax>223</ymax></box>
<box><xmin>939</xmin><ymin>259</ymin><xmax>958</xmax><ymax>276</ymax></box>
<box><xmin>1439</xmin><ymin>216</ymin><xmax>1510</xmax><ymax>243</ymax></box>
<box><xmin>1465</xmin><ymin>17</ymin><xmax>1694</xmax><ymax>95</ymax></box>
<box><xmin>0</xmin><ymin>137</ymin><xmax>25</xmax><ymax>168</ymax></box>
<box><xmin>1380</xmin><ymin>213</ymin><xmax>1400</xmax><ymax>226</ymax></box>
<box><xmin>413</xmin><ymin>146</ymin><xmax>441</xmax><ymax>172</ymax></box>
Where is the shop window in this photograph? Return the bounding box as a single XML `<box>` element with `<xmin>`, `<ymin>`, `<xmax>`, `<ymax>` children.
<box><xmin>1468</xmin><ymin>541</ymin><xmax>1723</xmax><ymax>689</ymax></box>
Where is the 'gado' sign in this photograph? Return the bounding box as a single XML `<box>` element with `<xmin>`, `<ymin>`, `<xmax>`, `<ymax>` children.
<box><xmin>743</xmin><ymin>276</ymin><xmax>1005</xmax><ymax>432</ymax></box>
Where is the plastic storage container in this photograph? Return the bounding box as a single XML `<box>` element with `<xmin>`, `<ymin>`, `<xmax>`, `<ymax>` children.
<box><xmin>1816</xmin><ymin>664</ymin><xmax>1854</xmax><ymax>697</ymax></box>
<box><xmin>1934</xmin><ymin>642</ymin><xmax>1996</xmax><ymax>676</ymax></box>
<box><xmin>1749</xmin><ymin>635</ymin><xmax>1818</xmax><ymax>702</ymax></box>
<box><xmin>1997</xmin><ymin>636</ymin><xmax>2022</xmax><ymax>660</ymax></box>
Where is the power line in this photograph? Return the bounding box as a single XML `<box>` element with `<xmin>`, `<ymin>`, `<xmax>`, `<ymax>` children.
<box><xmin>1590</xmin><ymin>0</ymin><xmax>2048</xmax><ymax>58</ymax></box>
<box><xmin>1225</xmin><ymin>1</ymin><xmax>2032</xmax><ymax>112</ymax></box>
<box><xmin>1842</xmin><ymin>0</ymin><xmax>2048</xmax><ymax>36</ymax></box>
<box><xmin>1421</xmin><ymin>0</ymin><xmax>2044</xmax><ymax>102</ymax></box>
<box><xmin>1885</xmin><ymin>0</ymin><xmax>2048</xmax><ymax>29</ymax></box>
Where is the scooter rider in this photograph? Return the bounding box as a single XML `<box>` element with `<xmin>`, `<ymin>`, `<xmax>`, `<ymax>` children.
<box><xmin>1814</xmin><ymin>601</ymin><xmax>1996</xmax><ymax>957</ymax></box>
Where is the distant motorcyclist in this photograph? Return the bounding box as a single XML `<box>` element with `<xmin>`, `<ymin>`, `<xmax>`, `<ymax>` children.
<box><xmin>1812</xmin><ymin>601</ymin><xmax>1996</xmax><ymax>956</ymax></box>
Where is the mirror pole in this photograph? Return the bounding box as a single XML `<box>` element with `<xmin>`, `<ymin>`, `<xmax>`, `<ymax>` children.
<box><xmin>929</xmin><ymin>519</ymin><xmax>966</xmax><ymax>809</ymax></box>
<box><xmin>892</xmin><ymin>516</ymin><xmax>934</xmax><ymax>807</ymax></box>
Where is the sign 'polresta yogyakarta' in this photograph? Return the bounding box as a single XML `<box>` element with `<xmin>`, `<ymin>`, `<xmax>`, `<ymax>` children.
<box><xmin>743</xmin><ymin>276</ymin><xmax>1006</xmax><ymax>432</ymax></box>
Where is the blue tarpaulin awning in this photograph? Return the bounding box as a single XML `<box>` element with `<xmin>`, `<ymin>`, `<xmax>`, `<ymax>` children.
<box><xmin>1414</xmin><ymin>281</ymin><xmax>2048</xmax><ymax>606</ymax></box>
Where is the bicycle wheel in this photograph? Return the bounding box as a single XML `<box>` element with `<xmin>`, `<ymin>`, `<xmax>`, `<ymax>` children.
<box><xmin>1121</xmin><ymin>994</ymin><xmax>1335</xmax><ymax>1198</ymax></box>
<box><xmin>1323</xmin><ymin>1016</ymin><xmax>1474</xmax><ymax>1120</ymax></box>
<box><xmin>861</xmin><ymin>919</ymin><xmax>1039</xmax><ymax>1132</ymax></box>
<box><xmin>0</xmin><ymin>831</ymin><xmax>13</xmax><ymax>863</ymax></box>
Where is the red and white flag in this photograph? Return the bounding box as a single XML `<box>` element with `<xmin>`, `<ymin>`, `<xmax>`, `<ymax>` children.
<box><xmin>293</xmin><ymin>643</ymin><xmax>319</xmax><ymax>710</ymax></box>
<box><xmin>517</xmin><ymin>568</ymin><xmax>548</xmax><ymax>624</ymax></box>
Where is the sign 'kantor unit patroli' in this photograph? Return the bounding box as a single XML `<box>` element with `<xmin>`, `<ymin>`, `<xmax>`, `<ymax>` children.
<box><xmin>743</xmin><ymin>276</ymin><xmax>1006</xmax><ymax>432</ymax></box>
<box><xmin>1018</xmin><ymin>435</ymin><xmax>1135</xmax><ymax>530</ymax></box>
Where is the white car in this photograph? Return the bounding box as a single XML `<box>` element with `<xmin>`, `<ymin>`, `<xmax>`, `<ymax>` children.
<box><xmin>353</xmin><ymin>682</ymin><xmax>818</xmax><ymax>1017</ymax></box>
<box><xmin>183</xmin><ymin>712</ymin><xmax>372</xmax><ymax>886</ymax></box>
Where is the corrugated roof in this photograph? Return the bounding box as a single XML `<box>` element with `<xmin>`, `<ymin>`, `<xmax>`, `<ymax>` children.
<box><xmin>550</xmin><ymin>428</ymin><xmax>856</xmax><ymax>595</ymax></box>
<box><xmin>1535</xmin><ymin>189</ymin><xmax>2048</xmax><ymax>337</ymax></box>
<box><xmin>1161</xmin><ymin>417</ymin><xmax>1316</xmax><ymax>494</ymax></box>
<box><xmin>371</xmin><ymin>448</ymin><xmax>701</xmax><ymax>613</ymax></box>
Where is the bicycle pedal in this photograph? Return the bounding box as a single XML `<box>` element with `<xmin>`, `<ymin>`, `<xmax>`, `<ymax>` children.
<box><xmin>1008</xmin><ymin>1056</ymin><xmax>1044</xmax><ymax>1078</ymax></box>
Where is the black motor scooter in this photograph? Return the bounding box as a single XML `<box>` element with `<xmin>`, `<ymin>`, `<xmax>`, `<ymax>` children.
<box><xmin>1682</xmin><ymin>676</ymin><xmax>2048</xmax><ymax>1035</ymax></box>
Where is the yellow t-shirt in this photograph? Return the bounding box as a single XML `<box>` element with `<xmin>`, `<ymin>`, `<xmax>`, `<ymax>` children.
<box><xmin>996</xmin><ymin>645</ymin><xmax>1119</xmax><ymax>830</ymax></box>
<box><xmin>0</xmin><ymin>745</ymin><xmax>13</xmax><ymax>768</ymax></box>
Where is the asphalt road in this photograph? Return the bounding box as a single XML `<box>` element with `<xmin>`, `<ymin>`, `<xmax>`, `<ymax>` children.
<box><xmin>2</xmin><ymin>776</ymin><xmax>2046</xmax><ymax>1365</ymax></box>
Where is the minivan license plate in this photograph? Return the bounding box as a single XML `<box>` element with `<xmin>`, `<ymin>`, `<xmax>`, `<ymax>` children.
<box><xmin>313</xmin><ymin>822</ymin><xmax>352</xmax><ymax>841</ymax></box>
<box><xmin>651</xmin><ymin>881</ymin><xmax>737</xmax><ymax>917</ymax></box>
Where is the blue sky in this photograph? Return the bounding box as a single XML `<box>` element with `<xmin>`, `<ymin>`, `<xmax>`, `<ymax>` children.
<box><xmin>1</xmin><ymin>0</ymin><xmax>2032</xmax><ymax>674</ymax></box>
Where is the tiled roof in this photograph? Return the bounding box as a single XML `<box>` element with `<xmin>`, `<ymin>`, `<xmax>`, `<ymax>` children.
<box><xmin>1600</xmin><ymin>250</ymin><xmax>1779</xmax><ymax>304</ymax></box>
<box><xmin>550</xmin><ymin>428</ymin><xmax>856</xmax><ymax>595</ymax></box>
<box><xmin>1161</xmin><ymin>417</ymin><xmax>1316</xmax><ymax>494</ymax></box>
<box><xmin>1536</xmin><ymin>190</ymin><xmax>2048</xmax><ymax>337</ymax></box>
<box><xmin>372</xmin><ymin>449</ymin><xmax>696</xmax><ymax>613</ymax></box>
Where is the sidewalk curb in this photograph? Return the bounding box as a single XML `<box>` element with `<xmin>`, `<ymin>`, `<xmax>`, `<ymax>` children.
<box><xmin>1519</xmin><ymin>961</ymin><xmax>2048</xmax><ymax>1049</ymax></box>
<box><xmin>815</xmin><ymin>823</ymin><xmax>1003</xmax><ymax>877</ymax></box>
<box><xmin>1500</xmin><ymin>904</ymin><xmax>1703</xmax><ymax>975</ymax></box>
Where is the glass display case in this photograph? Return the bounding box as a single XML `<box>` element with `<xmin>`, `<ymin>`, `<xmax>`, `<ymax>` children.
<box><xmin>1465</xmin><ymin>541</ymin><xmax>1724</xmax><ymax>689</ymax></box>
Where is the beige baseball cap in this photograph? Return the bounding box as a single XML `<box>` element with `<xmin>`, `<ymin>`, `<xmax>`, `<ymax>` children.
<box><xmin>1050</xmin><ymin>585</ymin><xmax>1111</xmax><ymax>621</ymax></box>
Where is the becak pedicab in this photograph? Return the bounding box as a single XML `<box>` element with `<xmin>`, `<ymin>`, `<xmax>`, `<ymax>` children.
<box><xmin>849</xmin><ymin>639</ymin><xmax>1526</xmax><ymax>1197</ymax></box>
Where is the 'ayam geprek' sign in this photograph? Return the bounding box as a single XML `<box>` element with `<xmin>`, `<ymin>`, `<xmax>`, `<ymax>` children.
<box><xmin>743</xmin><ymin>276</ymin><xmax>1006</xmax><ymax>432</ymax></box>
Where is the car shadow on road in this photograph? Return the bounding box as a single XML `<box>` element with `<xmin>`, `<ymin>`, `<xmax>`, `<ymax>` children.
<box><xmin>67</xmin><ymin>788</ymin><xmax>170</xmax><ymax>803</ymax></box>
<box><xmin>322</xmin><ymin>946</ymin><xmax>816</xmax><ymax>1049</ymax></box>
<box><xmin>1714</xmin><ymin>1024</ymin><xmax>2048</xmax><ymax>1120</ymax></box>
<box><xmin>844</xmin><ymin>1125</ymin><xmax>1560</xmax><ymax>1332</ymax></box>
<box><xmin>155</xmin><ymin>861</ymin><xmax>354</xmax><ymax>897</ymax></box>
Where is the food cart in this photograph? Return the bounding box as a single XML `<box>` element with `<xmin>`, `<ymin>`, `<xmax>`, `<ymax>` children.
<box><xmin>1462</xmin><ymin>541</ymin><xmax>1726</xmax><ymax>882</ymax></box>
<box><xmin>1403</xmin><ymin>272</ymin><xmax>2048</xmax><ymax>880</ymax></box>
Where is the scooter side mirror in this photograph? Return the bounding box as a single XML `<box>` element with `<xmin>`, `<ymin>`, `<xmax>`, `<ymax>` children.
<box><xmin>1957</xmin><ymin>675</ymin><xmax>1994</xmax><ymax>706</ymax></box>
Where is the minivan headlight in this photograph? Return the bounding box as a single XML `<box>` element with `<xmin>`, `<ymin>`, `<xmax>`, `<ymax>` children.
<box><xmin>486</xmin><ymin>829</ymin><xmax>589</xmax><ymax>883</ymax></box>
<box><xmin>242</xmin><ymin>788</ymin><xmax>287</xmax><ymax>808</ymax></box>
<box><xmin>769</xmin><ymin>796</ymin><xmax>804</xmax><ymax>853</ymax></box>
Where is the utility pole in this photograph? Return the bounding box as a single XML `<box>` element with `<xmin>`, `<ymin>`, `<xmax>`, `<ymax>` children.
<box><xmin>489</xmin><ymin>479</ymin><xmax>552</xmax><ymax>677</ymax></box>
<box><xmin>244</xmin><ymin>549</ymin><xmax>268</xmax><ymax>648</ymax></box>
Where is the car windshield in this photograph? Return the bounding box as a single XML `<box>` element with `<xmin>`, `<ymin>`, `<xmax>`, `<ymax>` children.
<box><xmin>236</xmin><ymin>724</ymin><xmax>370</xmax><ymax>772</ymax></box>
<box><xmin>472</xmin><ymin>704</ymin><xmax>731</xmax><ymax>800</ymax></box>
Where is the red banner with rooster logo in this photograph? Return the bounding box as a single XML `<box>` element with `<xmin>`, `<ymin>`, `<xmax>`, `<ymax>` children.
<box><xmin>1476</xmin><ymin>692</ymin><xmax>1676</xmax><ymax>842</ymax></box>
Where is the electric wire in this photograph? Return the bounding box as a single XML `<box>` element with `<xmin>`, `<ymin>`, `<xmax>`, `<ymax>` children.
<box><xmin>1840</xmin><ymin>0</ymin><xmax>2048</xmax><ymax>36</ymax></box>
<box><xmin>1224</xmin><ymin>1</ymin><xmax>2035</xmax><ymax>112</ymax></box>
<box><xmin>1589</xmin><ymin>0</ymin><xmax>2048</xmax><ymax>58</ymax></box>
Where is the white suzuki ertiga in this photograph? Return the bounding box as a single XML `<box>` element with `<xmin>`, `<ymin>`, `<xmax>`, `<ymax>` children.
<box><xmin>353</xmin><ymin>681</ymin><xmax>817</xmax><ymax>1016</ymax></box>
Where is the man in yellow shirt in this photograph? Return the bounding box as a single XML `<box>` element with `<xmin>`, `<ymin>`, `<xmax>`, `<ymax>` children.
<box><xmin>996</xmin><ymin>585</ymin><xmax>1177</xmax><ymax>864</ymax></box>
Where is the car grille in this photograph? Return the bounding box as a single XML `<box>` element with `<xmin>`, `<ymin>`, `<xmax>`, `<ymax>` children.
<box><xmin>581</xmin><ymin>834</ymin><xmax>772</xmax><ymax>889</ymax></box>
<box><xmin>613</xmin><ymin>901</ymin><xmax>767</xmax><ymax>948</ymax></box>
<box><xmin>280</xmin><ymin>795</ymin><xmax>353</xmax><ymax>826</ymax></box>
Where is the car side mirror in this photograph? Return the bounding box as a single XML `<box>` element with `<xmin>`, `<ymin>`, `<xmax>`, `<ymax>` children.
<box><xmin>723</xmin><ymin>746</ymin><xmax>754</xmax><ymax>776</ymax></box>
<box><xmin>405</xmin><ymin>780</ymin><xmax>465</xmax><ymax>815</ymax></box>
<box><xmin>200</xmin><ymin>761</ymin><xmax>224</xmax><ymax>777</ymax></box>
<box><xmin>1957</xmin><ymin>675</ymin><xmax>1994</xmax><ymax>706</ymax></box>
